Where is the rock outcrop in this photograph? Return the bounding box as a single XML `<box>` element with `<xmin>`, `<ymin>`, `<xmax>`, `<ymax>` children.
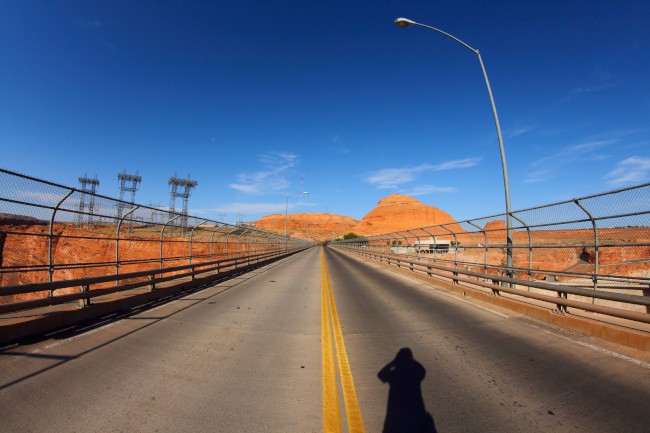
<box><xmin>352</xmin><ymin>194</ymin><xmax>459</xmax><ymax>235</ymax></box>
<box><xmin>255</xmin><ymin>213</ymin><xmax>358</xmax><ymax>242</ymax></box>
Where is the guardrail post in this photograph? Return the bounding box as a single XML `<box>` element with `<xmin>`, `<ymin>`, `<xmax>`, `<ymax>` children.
<box><xmin>556</xmin><ymin>289</ymin><xmax>568</xmax><ymax>313</ymax></box>
<box><xmin>148</xmin><ymin>275</ymin><xmax>155</xmax><ymax>292</ymax></box>
<box><xmin>78</xmin><ymin>284</ymin><xmax>90</xmax><ymax>308</ymax></box>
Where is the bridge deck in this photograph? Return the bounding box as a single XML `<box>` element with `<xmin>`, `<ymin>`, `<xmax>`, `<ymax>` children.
<box><xmin>1</xmin><ymin>247</ymin><xmax>649</xmax><ymax>432</ymax></box>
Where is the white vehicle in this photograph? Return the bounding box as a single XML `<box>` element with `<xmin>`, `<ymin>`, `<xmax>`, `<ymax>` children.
<box><xmin>413</xmin><ymin>237</ymin><xmax>451</xmax><ymax>254</ymax></box>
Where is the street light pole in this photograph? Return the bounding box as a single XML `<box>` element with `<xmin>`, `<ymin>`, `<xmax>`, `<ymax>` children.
<box><xmin>394</xmin><ymin>17</ymin><xmax>513</xmax><ymax>277</ymax></box>
<box><xmin>285</xmin><ymin>191</ymin><xmax>309</xmax><ymax>251</ymax></box>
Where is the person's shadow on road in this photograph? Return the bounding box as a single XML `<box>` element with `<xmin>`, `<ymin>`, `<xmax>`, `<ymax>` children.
<box><xmin>378</xmin><ymin>348</ymin><xmax>437</xmax><ymax>433</ymax></box>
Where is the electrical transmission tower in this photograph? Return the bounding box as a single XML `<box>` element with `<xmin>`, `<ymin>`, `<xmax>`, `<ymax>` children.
<box><xmin>78</xmin><ymin>174</ymin><xmax>100</xmax><ymax>226</ymax></box>
<box><xmin>117</xmin><ymin>170</ymin><xmax>142</xmax><ymax>219</ymax></box>
<box><xmin>168</xmin><ymin>173</ymin><xmax>198</xmax><ymax>233</ymax></box>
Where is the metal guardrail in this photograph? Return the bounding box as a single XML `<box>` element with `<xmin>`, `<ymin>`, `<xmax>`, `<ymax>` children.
<box><xmin>0</xmin><ymin>249</ymin><xmax>303</xmax><ymax>315</ymax></box>
<box><xmin>0</xmin><ymin>168</ymin><xmax>312</xmax><ymax>310</ymax></box>
<box><xmin>331</xmin><ymin>182</ymin><xmax>650</xmax><ymax>322</ymax></box>
<box><xmin>335</xmin><ymin>249</ymin><xmax>650</xmax><ymax>325</ymax></box>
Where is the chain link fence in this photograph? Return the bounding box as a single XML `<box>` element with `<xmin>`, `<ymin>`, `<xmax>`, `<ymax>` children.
<box><xmin>333</xmin><ymin>183</ymin><xmax>650</xmax><ymax>315</ymax></box>
<box><xmin>0</xmin><ymin>169</ymin><xmax>309</xmax><ymax>305</ymax></box>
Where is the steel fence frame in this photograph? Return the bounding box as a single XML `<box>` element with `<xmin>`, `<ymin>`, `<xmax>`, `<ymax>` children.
<box><xmin>0</xmin><ymin>168</ymin><xmax>311</xmax><ymax>308</ymax></box>
<box><xmin>332</xmin><ymin>182</ymin><xmax>650</xmax><ymax>321</ymax></box>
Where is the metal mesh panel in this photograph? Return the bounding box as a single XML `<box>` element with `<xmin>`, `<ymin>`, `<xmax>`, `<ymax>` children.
<box><xmin>1</xmin><ymin>169</ymin><xmax>308</xmax><ymax>306</ymax></box>
<box><xmin>334</xmin><ymin>182</ymin><xmax>650</xmax><ymax>314</ymax></box>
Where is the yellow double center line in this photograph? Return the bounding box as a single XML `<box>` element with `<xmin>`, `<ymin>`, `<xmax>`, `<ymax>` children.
<box><xmin>321</xmin><ymin>248</ymin><xmax>365</xmax><ymax>433</ymax></box>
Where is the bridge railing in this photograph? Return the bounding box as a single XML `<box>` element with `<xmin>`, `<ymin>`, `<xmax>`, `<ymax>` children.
<box><xmin>0</xmin><ymin>168</ymin><xmax>310</xmax><ymax>309</ymax></box>
<box><xmin>331</xmin><ymin>183</ymin><xmax>650</xmax><ymax>323</ymax></box>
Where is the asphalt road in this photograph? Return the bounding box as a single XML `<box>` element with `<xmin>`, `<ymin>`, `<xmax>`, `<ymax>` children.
<box><xmin>1</xmin><ymin>246</ymin><xmax>649</xmax><ymax>432</ymax></box>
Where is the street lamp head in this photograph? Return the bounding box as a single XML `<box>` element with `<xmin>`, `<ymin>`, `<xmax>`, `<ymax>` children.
<box><xmin>303</xmin><ymin>192</ymin><xmax>309</xmax><ymax>195</ymax></box>
<box><xmin>395</xmin><ymin>17</ymin><xmax>417</xmax><ymax>28</ymax></box>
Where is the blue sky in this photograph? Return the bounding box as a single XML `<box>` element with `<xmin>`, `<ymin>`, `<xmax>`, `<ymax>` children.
<box><xmin>2</xmin><ymin>1</ymin><xmax>649</xmax><ymax>223</ymax></box>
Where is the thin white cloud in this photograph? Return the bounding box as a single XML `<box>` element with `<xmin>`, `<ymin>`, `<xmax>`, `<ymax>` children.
<box><xmin>366</xmin><ymin>167</ymin><xmax>420</xmax><ymax>189</ymax></box>
<box><xmin>229</xmin><ymin>152</ymin><xmax>298</xmax><ymax>195</ymax></box>
<box><xmin>21</xmin><ymin>190</ymin><xmax>75</xmax><ymax>206</ymax></box>
<box><xmin>531</xmin><ymin>139</ymin><xmax>617</xmax><ymax>166</ymax></box>
<box><xmin>562</xmin><ymin>139</ymin><xmax>616</xmax><ymax>155</ymax></box>
<box><xmin>209</xmin><ymin>203</ymin><xmax>287</xmax><ymax>214</ymax></box>
<box><xmin>202</xmin><ymin>200</ymin><xmax>316</xmax><ymax>216</ymax></box>
<box><xmin>505</xmin><ymin>125</ymin><xmax>536</xmax><ymax>138</ymax></box>
<box><xmin>606</xmin><ymin>156</ymin><xmax>650</xmax><ymax>185</ymax></box>
<box><xmin>523</xmin><ymin>169</ymin><xmax>555</xmax><ymax>184</ymax></box>
<box><xmin>566</xmin><ymin>82</ymin><xmax>616</xmax><ymax>99</ymax></box>
<box><xmin>431</xmin><ymin>158</ymin><xmax>480</xmax><ymax>171</ymax></box>
<box><xmin>402</xmin><ymin>185</ymin><xmax>457</xmax><ymax>196</ymax></box>
<box><xmin>526</xmin><ymin>139</ymin><xmax>617</xmax><ymax>183</ymax></box>
<box><xmin>563</xmin><ymin>67</ymin><xmax>617</xmax><ymax>103</ymax></box>
<box><xmin>365</xmin><ymin>158</ymin><xmax>480</xmax><ymax>189</ymax></box>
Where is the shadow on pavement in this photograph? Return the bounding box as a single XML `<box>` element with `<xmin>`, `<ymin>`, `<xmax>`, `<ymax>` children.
<box><xmin>378</xmin><ymin>347</ymin><xmax>437</xmax><ymax>433</ymax></box>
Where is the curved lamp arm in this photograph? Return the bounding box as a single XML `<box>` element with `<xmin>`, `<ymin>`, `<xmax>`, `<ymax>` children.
<box><xmin>395</xmin><ymin>17</ymin><xmax>513</xmax><ymax>276</ymax></box>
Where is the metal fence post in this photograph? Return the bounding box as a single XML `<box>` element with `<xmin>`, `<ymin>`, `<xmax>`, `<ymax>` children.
<box><xmin>510</xmin><ymin>213</ymin><xmax>532</xmax><ymax>283</ymax></box>
<box><xmin>466</xmin><ymin>220</ymin><xmax>488</xmax><ymax>281</ymax></box>
<box><xmin>210</xmin><ymin>225</ymin><xmax>220</xmax><ymax>261</ymax></box>
<box><xmin>48</xmin><ymin>189</ymin><xmax>74</xmax><ymax>287</ymax></box>
<box><xmin>574</xmin><ymin>199</ymin><xmax>599</xmax><ymax>297</ymax></box>
<box><xmin>160</xmin><ymin>214</ymin><xmax>181</xmax><ymax>273</ymax></box>
<box><xmin>407</xmin><ymin>230</ymin><xmax>420</xmax><ymax>255</ymax></box>
<box><xmin>116</xmin><ymin>206</ymin><xmax>139</xmax><ymax>285</ymax></box>
<box><xmin>189</xmin><ymin>219</ymin><xmax>208</xmax><ymax>267</ymax></box>
<box><xmin>225</xmin><ymin>226</ymin><xmax>238</xmax><ymax>259</ymax></box>
<box><xmin>440</xmin><ymin>224</ymin><xmax>459</xmax><ymax>283</ymax></box>
<box><xmin>238</xmin><ymin>229</ymin><xmax>250</xmax><ymax>258</ymax></box>
<box><xmin>421</xmin><ymin>228</ymin><xmax>438</xmax><ymax>266</ymax></box>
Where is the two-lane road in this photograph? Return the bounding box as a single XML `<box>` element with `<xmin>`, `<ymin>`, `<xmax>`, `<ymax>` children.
<box><xmin>1</xmin><ymin>247</ymin><xmax>649</xmax><ymax>432</ymax></box>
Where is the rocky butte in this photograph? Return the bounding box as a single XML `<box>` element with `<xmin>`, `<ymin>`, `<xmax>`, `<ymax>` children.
<box><xmin>351</xmin><ymin>194</ymin><xmax>459</xmax><ymax>236</ymax></box>
<box><xmin>254</xmin><ymin>194</ymin><xmax>460</xmax><ymax>241</ymax></box>
<box><xmin>254</xmin><ymin>213</ymin><xmax>359</xmax><ymax>242</ymax></box>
